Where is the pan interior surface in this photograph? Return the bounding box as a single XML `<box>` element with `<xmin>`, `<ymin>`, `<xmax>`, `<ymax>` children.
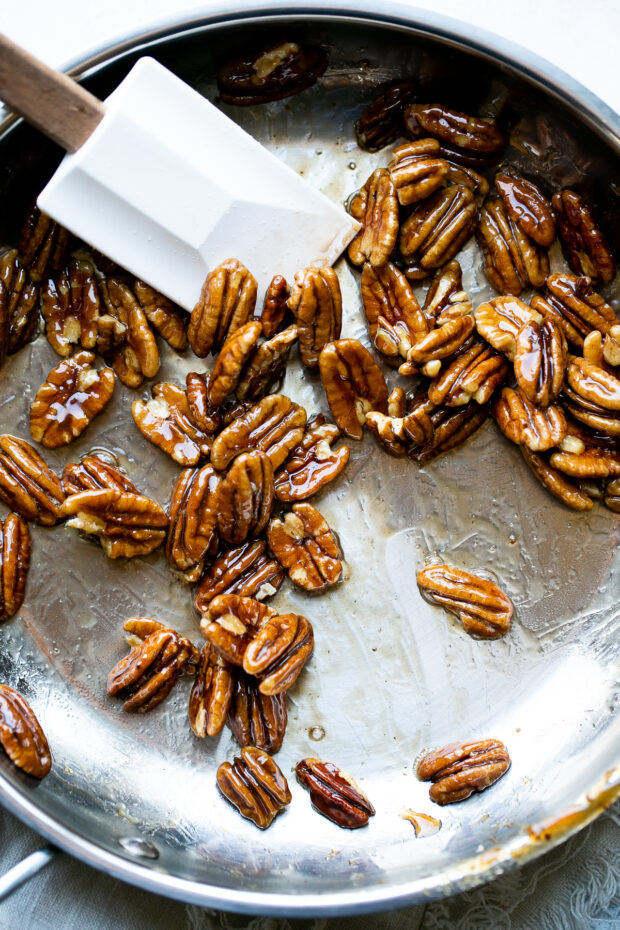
<box><xmin>0</xmin><ymin>11</ymin><xmax>617</xmax><ymax>914</ymax></box>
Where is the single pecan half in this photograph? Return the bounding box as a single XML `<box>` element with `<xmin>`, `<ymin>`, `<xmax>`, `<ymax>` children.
<box><xmin>100</xmin><ymin>277</ymin><xmax>160</xmax><ymax>387</ymax></box>
<box><xmin>108</xmin><ymin>623</ymin><xmax>197</xmax><ymax>712</ymax></box>
<box><xmin>552</xmin><ymin>189</ymin><xmax>616</xmax><ymax>283</ymax></box>
<box><xmin>267</xmin><ymin>503</ymin><xmax>342</xmax><ymax>592</ymax></box>
<box><xmin>61</xmin><ymin>488</ymin><xmax>168</xmax><ymax>558</ymax></box>
<box><xmin>185</xmin><ymin>372</ymin><xmax>222</xmax><ymax>435</ymax></box>
<box><xmin>217</xmin><ymin>41</ymin><xmax>327</xmax><ymax>105</ymax></box>
<box><xmin>354</xmin><ymin>81</ymin><xmax>416</xmax><ymax>152</ymax></box>
<box><xmin>208</xmin><ymin>320</ymin><xmax>263</xmax><ymax>407</ymax></box>
<box><xmin>273</xmin><ymin>415</ymin><xmax>350</xmax><ymax>502</ymax></box>
<box><xmin>494</xmin><ymin>172</ymin><xmax>556</xmax><ymax>247</ymax></box>
<box><xmin>533</xmin><ymin>274</ymin><xmax>618</xmax><ymax>348</ymax></box>
<box><xmin>210</xmin><ymin>394</ymin><xmax>307</xmax><ymax>471</ymax></box>
<box><xmin>62</xmin><ymin>454</ymin><xmax>139</xmax><ymax>496</ymax></box>
<box><xmin>404</xmin><ymin>103</ymin><xmax>505</xmax><ymax>166</ymax></box>
<box><xmin>401</xmin><ymin>315</ymin><xmax>475</xmax><ymax>377</ymax></box>
<box><xmin>474</xmin><ymin>296</ymin><xmax>542</xmax><ymax>361</ymax></box>
<box><xmin>417</xmin><ymin>738</ymin><xmax>510</xmax><ymax>805</ymax></box>
<box><xmin>236</xmin><ymin>324</ymin><xmax>298</xmax><ymax>402</ymax></box>
<box><xmin>243</xmin><ymin>611</ymin><xmax>314</xmax><ymax>695</ymax></box>
<box><xmin>216</xmin><ymin>746</ymin><xmax>291</xmax><ymax>829</ymax></box>
<box><xmin>0</xmin><ymin>684</ymin><xmax>51</xmax><ymax>778</ymax></box>
<box><xmin>133</xmin><ymin>280</ymin><xmax>187</xmax><ymax>351</ymax></box>
<box><xmin>0</xmin><ymin>247</ymin><xmax>40</xmax><ymax>354</ymax></box>
<box><xmin>361</xmin><ymin>261</ymin><xmax>428</xmax><ymax>362</ymax></box>
<box><xmin>319</xmin><ymin>339</ymin><xmax>388</xmax><ymax>440</ymax></box>
<box><xmin>228</xmin><ymin>668</ymin><xmax>287</xmax><ymax>754</ymax></box>
<box><xmin>193</xmin><ymin>540</ymin><xmax>285</xmax><ymax>612</ymax></box>
<box><xmin>399</xmin><ymin>185</ymin><xmax>478</xmax><ymax>280</ymax></box>
<box><xmin>428</xmin><ymin>341</ymin><xmax>508</xmax><ymax>407</ymax></box>
<box><xmin>200</xmin><ymin>593</ymin><xmax>277</xmax><ymax>666</ymax></box>
<box><xmin>188</xmin><ymin>643</ymin><xmax>235</xmax><ymax>737</ymax></box>
<box><xmin>258</xmin><ymin>274</ymin><xmax>290</xmax><ymax>338</ymax></box>
<box><xmin>40</xmin><ymin>259</ymin><xmax>101</xmax><ymax>357</ymax></box>
<box><xmin>218</xmin><ymin>451</ymin><xmax>274</xmax><ymax>546</ymax></box>
<box><xmin>166</xmin><ymin>465</ymin><xmax>221</xmax><ymax>580</ymax></box>
<box><xmin>30</xmin><ymin>351</ymin><xmax>115</xmax><ymax>448</ymax></box>
<box><xmin>494</xmin><ymin>387</ymin><xmax>566</xmax><ymax>452</ymax></box>
<box><xmin>422</xmin><ymin>260</ymin><xmax>472</xmax><ymax>324</ymax></box>
<box><xmin>388</xmin><ymin>139</ymin><xmax>449</xmax><ymax>206</ymax></box>
<box><xmin>521</xmin><ymin>446</ymin><xmax>594</xmax><ymax>510</ymax></box>
<box><xmin>443</xmin><ymin>161</ymin><xmax>490</xmax><ymax>201</ymax></box>
<box><xmin>604</xmin><ymin>478</ymin><xmax>620</xmax><ymax>513</ymax></box>
<box><xmin>417</xmin><ymin>563</ymin><xmax>513</xmax><ymax>639</ymax></box>
<box><xmin>562</xmin><ymin>390</ymin><xmax>620</xmax><ymax>437</ymax></box>
<box><xmin>513</xmin><ymin>319</ymin><xmax>567</xmax><ymax>407</ymax></box>
<box><xmin>566</xmin><ymin>356</ymin><xmax>620</xmax><ymax>410</ymax></box>
<box><xmin>18</xmin><ymin>204</ymin><xmax>69</xmax><ymax>283</ymax></box>
<box><xmin>287</xmin><ymin>266</ymin><xmax>342</xmax><ymax>370</ymax></box>
<box><xmin>347</xmin><ymin>169</ymin><xmax>399</xmax><ymax>268</ymax></box>
<box><xmin>477</xmin><ymin>197</ymin><xmax>549</xmax><ymax>296</ymax></box>
<box><xmin>0</xmin><ymin>435</ymin><xmax>65</xmax><ymax>525</ymax></box>
<box><xmin>0</xmin><ymin>514</ymin><xmax>30</xmax><ymax>622</ymax></box>
<box><xmin>549</xmin><ymin>446</ymin><xmax>620</xmax><ymax>479</ymax></box>
<box><xmin>132</xmin><ymin>382</ymin><xmax>212</xmax><ymax>466</ymax></box>
<box><xmin>296</xmin><ymin>758</ymin><xmax>375</xmax><ymax>828</ymax></box>
<box><xmin>188</xmin><ymin>259</ymin><xmax>257</xmax><ymax>357</ymax></box>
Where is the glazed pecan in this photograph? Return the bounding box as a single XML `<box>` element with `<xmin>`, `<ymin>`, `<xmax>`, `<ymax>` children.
<box><xmin>495</xmin><ymin>172</ymin><xmax>556</xmax><ymax>247</ymax></box>
<box><xmin>319</xmin><ymin>339</ymin><xmax>388</xmax><ymax>440</ymax></box>
<box><xmin>603</xmin><ymin>326</ymin><xmax>620</xmax><ymax>367</ymax></box>
<box><xmin>133</xmin><ymin>280</ymin><xmax>187</xmax><ymax>351</ymax></box>
<box><xmin>354</xmin><ymin>81</ymin><xmax>416</xmax><ymax>152</ymax></box>
<box><xmin>40</xmin><ymin>260</ymin><xmax>101</xmax><ymax>357</ymax></box>
<box><xmin>417</xmin><ymin>563</ymin><xmax>513</xmax><ymax>639</ymax></box>
<box><xmin>188</xmin><ymin>643</ymin><xmax>234</xmax><ymax>738</ymax></box>
<box><xmin>417</xmin><ymin>739</ymin><xmax>510</xmax><ymax>805</ymax></box>
<box><xmin>217</xmin><ymin>41</ymin><xmax>327</xmax><ymax>105</ymax></box>
<box><xmin>296</xmin><ymin>758</ymin><xmax>375</xmax><ymax>828</ymax></box>
<box><xmin>0</xmin><ymin>247</ymin><xmax>40</xmax><ymax>354</ymax></box>
<box><xmin>193</xmin><ymin>540</ymin><xmax>285</xmax><ymax>612</ymax></box>
<box><xmin>388</xmin><ymin>139</ymin><xmax>449</xmax><ymax>206</ymax></box>
<box><xmin>401</xmin><ymin>314</ymin><xmax>475</xmax><ymax>377</ymax></box>
<box><xmin>132</xmin><ymin>382</ymin><xmax>212</xmax><ymax>466</ymax></box>
<box><xmin>287</xmin><ymin>266</ymin><xmax>341</xmax><ymax>370</ymax></box>
<box><xmin>210</xmin><ymin>394</ymin><xmax>306</xmax><ymax>471</ymax></box>
<box><xmin>422</xmin><ymin>260</ymin><xmax>472</xmax><ymax>324</ymax></box>
<box><xmin>0</xmin><ymin>435</ymin><xmax>64</xmax><ymax>525</ymax></box>
<box><xmin>228</xmin><ymin>669</ymin><xmax>287</xmax><ymax>754</ymax></box>
<box><xmin>361</xmin><ymin>261</ymin><xmax>428</xmax><ymax>362</ymax></box>
<box><xmin>566</xmin><ymin>356</ymin><xmax>620</xmax><ymax>410</ymax></box>
<box><xmin>513</xmin><ymin>319</ymin><xmax>567</xmax><ymax>407</ymax></box>
<box><xmin>216</xmin><ymin>746</ymin><xmax>291</xmax><ymax>829</ymax></box>
<box><xmin>399</xmin><ymin>185</ymin><xmax>478</xmax><ymax>280</ymax></box>
<box><xmin>0</xmin><ymin>684</ymin><xmax>51</xmax><ymax>778</ymax></box>
<box><xmin>218</xmin><ymin>451</ymin><xmax>274</xmax><ymax>545</ymax></box>
<box><xmin>273</xmin><ymin>415</ymin><xmax>350</xmax><ymax>502</ymax></box>
<box><xmin>477</xmin><ymin>197</ymin><xmax>549</xmax><ymax>296</ymax></box>
<box><xmin>186</xmin><ymin>372</ymin><xmax>222</xmax><ymax>435</ymax></box>
<box><xmin>243</xmin><ymin>611</ymin><xmax>314</xmax><ymax>695</ymax></box>
<box><xmin>200</xmin><ymin>594</ymin><xmax>277</xmax><ymax>666</ymax></box>
<box><xmin>188</xmin><ymin>259</ymin><xmax>257</xmax><ymax>357</ymax></box>
<box><xmin>552</xmin><ymin>189</ymin><xmax>616</xmax><ymax>283</ymax></box>
<box><xmin>604</xmin><ymin>478</ymin><xmax>620</xmax><ymax>512</ymax></box>
<box><xmin>258</xmin><ymin>275</ymin><xmax>290</xmax><ymax>338</ymax></box>
<box><xmin>100</xmin><ymin>277</ymin><xmax>159</xmax><ymax>387</ymax></box>
<box><xmin>267</xmin><ymin>503</ymin><xmax>342</xmax><ymax>592</ymax></box>
<box><xmin>549</xmin><ymin>446</ymin><xmax>620</xmax><ymax>479</ymax></box>
<box><xmin>365</xmin><ymin>411</ymin><xmax>410</xmax><ymax>456</ymax></box>
<box><xmin>533</xmin><ymin>274</ymin><xmax>618</xmax><ymax>348</ymax></box>
<box><xmin>236</xmin><ymin>325</ymin><xmax>298</xmax><ymax>402</ymax></box>
<box><xmin>561</xmin><ymin>392</ymin><xmax>620</xmax><ymax>437</ymax></box>
<box><xmin>61</xmin><ymin>488</ymin><xmax>168</xmax><ymax>558</ymax></box>
<box><xmin>107</xmin><ymin>623</ymin><xmax>197</xmax><ymax>712</ymax></box>
<box><xmin>347</xmin><ymin>169</ymin><xmax>399</xmax><ymax>268</ymax></box>
<box><xmin>428</xmin><ymin>341</ymin><xmax>508</xmax><ymax>407</ymax></box>
<box><xmin>521</xmin><ymin>446</ymin><xmax>594</xmax><ymax>510</ymax></box>
<box><xmin>493</xmin><ymin>387</ymin><xmax>566</xmax><ymax>452</ymax></box>
<box><xmin>0</xmin><ymin>514</ymin><xmax>30</xmax><ymax>622</ymax></box>
<box><xmin>62</xmin><ymin>455</ymin><xmax>138</xmax><ymax>496</ymax></box>
<box><xmin>404</xmin><ymin>103</ymin><xmax>505</xmax><ymax>166</ymax></box>
<box><xmin>474</xmin><ymin>296</ymin><xmax>542</xmax><ymax>360</ymax></box>
<box><xmin>30</xmin><ymin>351</ymin><xmax>115</xmax><ymax>448</ymax></box>
<box><xmin>166</xmin><ymin>465</ymin><xmax>221</xmax><ymax>580</ymax></box>
<box><xmin>18</xmin><ymin>204</ymin><xmax>69</xmax><ymax>282</ymax></box>
<box><xmin>367</xmin><ymin>389</ymin><xmax>434</xmax><ymax>455</ymax></box>
<box><xmin>208</xmin><ymin>321</ymin><xmax>263</xmax><ymax>407</ymax></box>
<box><xmin>0</xmin><ymin>280</ymin><xmax>8</xmax><ymax>367</ymax></box>
<box><xmin>443</xmin><ymin>161</ymin><xmax>489</xmax><ymax>201</ymax></box>
<box><xmin>408</xmin><ymin>399</ymin><xmax>488</xmax><ymax>463</ymax></box>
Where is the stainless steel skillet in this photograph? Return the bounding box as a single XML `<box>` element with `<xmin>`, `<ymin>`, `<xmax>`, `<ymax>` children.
<box><xmin>0</xmin><ymin>1</ymin><xmax>617</xmax><ymax>916</ymax></box>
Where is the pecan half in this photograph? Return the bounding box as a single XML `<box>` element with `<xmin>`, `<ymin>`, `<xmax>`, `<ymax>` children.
<box><xmin>18</xmin><ymin>204</ymin><xmax>69</xmax><ymax>282</ymax></box>
<box><xmin>561</xmin><ymin>391</ymin><xmax>620</xmax><ymax>437</ymax></box>
<box><xmin>513</xmin><ymin>319</ymin><xmax>567</xmax><ymax>407</ymax></box>
<box><xmin>401</xmin><ymin>315</ymin><xmax>475</xmax><ymax>376</ymax></box>
<box><xmin>210</xmin><ymin>394</ymin><xmax>307</xmax><ymax>471</ymax></box>
<box><xmin>604</xmin><ymin>478</ymin><xmax>620</xmax><ymax>512</ymax></box>
<box><xmin>208</xmin><ymin>321</ymin><xmax>263</xmax><ymax>407</ymax></box>
<box><xmin>443</xmin><ymin>161</ymin><xmax>490</xmax><ymax>201</ymax></box>
<box><xmin>0</xmin><ymin>514</ymin><xmax>30</xmax><ymax>622</ymax></box>
<box><xmin>287</xmin><ymin>266</ymin><xmax>341</xmax><ymax>370</ymax></box>
<box><xmin>428</xmin><ymin>341</ymin><xmax>508</xmax><ymax>406</ymax></box>
<box><xmin>200</xmin><ymin>594</ymin><xmax>277</xmax><ymax>666</ymax></box>
<box><xmin>236</xmin><ymin>325</ymin><xmax>298</xmax><ymax>402</ymax></box>
<box><xmin>354</xmin><ymin>82</ymin><xmax>416</xmax><ymax>152</ymax></box>
<box><xmin>494</xmin><ymin>387</ymin><xmax>566</xmax><ymax>452</ymax></box>
<box><xmin>267</xmin><ymin>503</ymin><xmax>342</xmax><ymax>592</ymax></box>
<box><xmin>0</xmin><ymin>684</ymin><xmax>51</xmax><ymax>778</ymax></box>
<box><xmin>495</xmin><ymin>172</ymin><xmax>556</xmax><ymax>247</ymax></box>
<box><xmin>188</xmin><ymin>259</ymin><xmax>257</xmax><ymax>357</ymax></box>
<box><xmin>132</xmin><ymin>382</ymin><xmax>212</xmax><ymax>466</ymax></box>
<box><xmin>365</xmin><ymin>411</ymin><xmax>410</xmax><ymax>456</ymax></box>
<box><xmin>101</xmin><ymin>277</ymin><xmax>159</xmax><ymax>387</ymax></box>
<box><xmin>602</xmin><ymin>326</ymin><xmax>620</xmax><ymax>367</ymax></box>
<box><xmin>550</xmin><ymin>447</ymin><xmax>620</xmax><ymax>479</ymax></box>
<box><xmin>388</xmin><ymin>139</ymin><xmax>449</xmax><ymax>206</ymax></box>
<box><xmin>62</xmin><ymin>455</ymin><xmax>139</xmax><ymax>496</ymax></box>
<box><xmin>552</xmin><ymin>189</ymin><xmax>616</xmax><ymax>283</ymax></box>
<box><xmin>243</xmin><ymin>611</ymin><xmax>314</xmax><ymax>695</ymax></box>
<box><xmin>61</xmin><ymin>488</ymin><xmax>168</xmax><ymax>558</ymax></box>
<box><xmin>399</xmin><ymin>185</ymin><xmax>478</xmax><ymax>280</ymax></box>
<box><xmin>296</xmin><ymin>758</ymin><xmax>375</xmax><ymax>828</ymax></box>
<box><xmin>417</xmin><ymin>563</ymin><xmax>513</xmax><ymax>638</ymax></box>
<box><xmin>0</xmin><ymin>247</ymin><xmax>40</xmax><ymax>354</ymax></box>
<box><xmin>477</xmin><ymin>197</ymin><xmax>549</xmax><ymax>296</ymax></box>
<box><xmin>30</xmin><ymin>351</ymin><xmax>115</xmax><ymax>448</ymax></box>
<box><xmin>566</xmin><ymin>356</ymin><xmax>620</xmax><ymax>410</ymax></box>
<box><xmin>133</xmin><ymin>280</ymin><xmax>187</xmax><ymax>351</ymax></box>
<box><xmin>273</xmin><ymin>415</ymin><xmax>350</xmax><ymax>502</ymax></box>
<box><xmin>188</xmin><ymin>643</ymin><xmax>234</xmax><ymax>737</ymax></box>
<box><xmin>474</xmin><ymin>296</ymin><xmax>542</xmax><ymax>360</ymax></box>
<box><xmin>319</xmin><ymin>339</ymin><xmax>388</xmax><ymax>440</ymax></box>
<box><xmin>228</xmin><ymin>669</ymin><xmax>287</xmax><ymax>754</ymax></box>
<box><xmin>422</xmin><ymin>261</ymin><xmax>472</xmax><ymax>324</ymax></box>
<box><xmin>404</xmin><ymin>103</ymin><xmax>505</xmax><ymax>166</ymax></box>
<box><xmin>40</xmin><ymin>260</ymin><xmax>101</xmax><ymax>357</ymax></box>
<box><xmin>166</xmin><ymin>465</ymin><xmax>221</xmax><ymax>580</ymax></box>
<box><xmin>193</xmin><ymin>540</ymin><xmax>285</xmax><ymax>611</ymax></box>
<box><xmin>533</xmin><ymin>274</ymin><xmax>618</xmax><ymax>348</ymax></box>
<box><xmin>0</xmin><ymin>435</ymin><xmax>65</xmax><ymax>525</ymax></box>
<box><xmin>417</xmin><ymin>739</ymin><xmax>510</xmax><ymax>805</ymax></box>
<box><xmin>408</xmin><ymin>398</ymin><xmax>488</xmax><ymax>463</ymax></box>
<box><xmin>186</xmin><ymin>372</ymin><xmax>222</xmax><ymax>435</ymax></box>
<box><xmin>217</xmin><ymin>41</ymin><xmax>327</xmax><ymax>105</ymax></box>
<box><xmin>521</xmin><ymin>446</ymin><xmax>594</xmax><ymax>510</ymax></box>
<box><xmin>218</xmin><ymin>451</ymin><xmax>274</xmax><ymax>545</ymax></box>
<box><xmin>107</xmin><ymin>624</ymin><xmax>197</xmax><ymax>712</ymax></box>
<box><xmin>347</xmin><ymin>169</ymin><xmax>399</xmax><ymax>268</ymax></box>
<box><xmin>361</xmin><ymin>261</ymin><xmax>428</xmax><ymax>362</ymax></box>
<box><xmin>216</xmin><ymin>746</ymin><xmax>291</xmax><ymax>829</ymax></box>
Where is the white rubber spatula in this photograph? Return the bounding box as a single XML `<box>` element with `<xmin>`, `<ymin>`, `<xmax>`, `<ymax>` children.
<box><xmin>0</xmin><ymin>34</ymin><xmax>360</xmax><ymax>310</ymax></box>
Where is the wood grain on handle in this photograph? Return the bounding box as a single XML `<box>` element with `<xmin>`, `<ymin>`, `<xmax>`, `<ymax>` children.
<box><xmin>0</xmin><ymin>33</ymin><xmax>104</xmax><ymax>152</ymax></box>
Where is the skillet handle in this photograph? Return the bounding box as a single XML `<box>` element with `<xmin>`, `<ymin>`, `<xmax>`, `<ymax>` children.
<box><xmin>0</xmin><ymin>845</ymin><xmax>58</xmax><ymax>901</ymax></box>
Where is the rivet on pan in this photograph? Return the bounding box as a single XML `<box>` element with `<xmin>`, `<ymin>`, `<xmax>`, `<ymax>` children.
<box><xmin>118</xmin><ymin>837</ymin><xmax>159</xmax><ymax>860</ymax></box>
<box><xmin>309</xmin><ymin>725</ymin><xmax>326</xmax><ymax>741</ymax></box>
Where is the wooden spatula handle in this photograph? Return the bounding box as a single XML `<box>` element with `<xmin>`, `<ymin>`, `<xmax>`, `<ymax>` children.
<box><xmin>0</xmin><ymin>33</ymin><xmax>104</xmax><ymax>152</ymax></box>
